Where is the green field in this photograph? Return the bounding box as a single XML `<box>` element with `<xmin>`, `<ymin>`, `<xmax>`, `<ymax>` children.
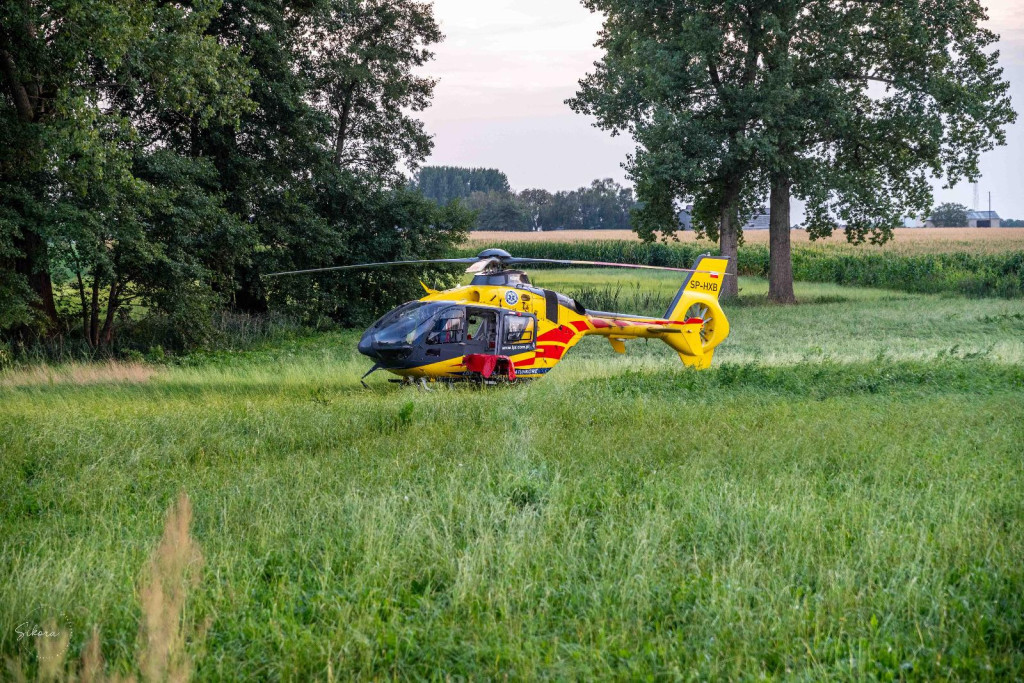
<box><xmin>2</xmin><ymin>272</ymin><xmax>1023</xmax><ymax>679</ymax></box>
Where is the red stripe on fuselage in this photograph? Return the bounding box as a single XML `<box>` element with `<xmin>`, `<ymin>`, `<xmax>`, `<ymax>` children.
<box><xmin>536</xmin><ymin>344</ymin><xmax>565</xmax><ymax>360</ymax></box>
<box><xmin>538</xmin><ymin>326</ymin><xmax>577</xmax><ymax>344</ymax></box>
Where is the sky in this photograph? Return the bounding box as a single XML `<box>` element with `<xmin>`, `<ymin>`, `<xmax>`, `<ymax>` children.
<box><xmin>417</xmin><ymin>0</ymin><xmax>1024</xmax><ymax>219</ymax></box>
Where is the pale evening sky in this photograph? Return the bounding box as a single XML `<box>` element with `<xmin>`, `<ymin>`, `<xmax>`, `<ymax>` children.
<box><xmin>418</xmin><ymin>0</ymin><xmax>1024</xmax><ymax>220</ymax></box>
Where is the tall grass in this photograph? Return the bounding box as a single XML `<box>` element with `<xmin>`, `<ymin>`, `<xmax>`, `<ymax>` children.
<box><xmin>457</xmin><ymin>241</ymin><xmax>1024</xmax><ymax>297</ymax></box>
<box><xmin>562</xmin><ymin>282</ymin><xmax>674</xmax><ymax>314</ymax></box>
<box><xmin>5</xmin><ymin>493</ymin><xmax>204</xmax><ymax>682</ymax></box>
<box><xmin>0</xmin><ymin>311</ymin><xmax>303</xmax><ymax>372</ymax></box>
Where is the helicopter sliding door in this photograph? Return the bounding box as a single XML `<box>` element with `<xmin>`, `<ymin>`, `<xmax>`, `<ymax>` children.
<box><xmin>500</xmin><ymin>311</ymin><xmax>537</xmax><ymax>356</ymax></box>
<box><xmin>463</xmin><ymin>308</ymin><xmax>499</xmax><ymax>356</ymax></box>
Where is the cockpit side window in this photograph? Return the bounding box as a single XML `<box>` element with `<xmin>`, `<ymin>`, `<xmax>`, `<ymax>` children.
<box><xmin>504</xmin><ymin>316</ymin><xmax>535</xmax><ymax>344</ymax></box>
<box><xmin>466</xmin><ymin>312</ymin><xmax>486</xmax><ymax>340</ymax></box>
<box><xmin>427</xmin><ymin>308</ymin><xmax>466</xmax><ymax>345</ymax></box>
<box><xmin>466</xmin><ymin>309</ymin><xmax>498</xmax><ymax>349</ymax></box>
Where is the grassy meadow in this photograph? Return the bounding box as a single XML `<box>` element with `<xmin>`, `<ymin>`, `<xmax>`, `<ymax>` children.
<box><xmin>2</xmin><ymin>270</ymin><xmax>1024</xmax><ymax>679</ymax></box>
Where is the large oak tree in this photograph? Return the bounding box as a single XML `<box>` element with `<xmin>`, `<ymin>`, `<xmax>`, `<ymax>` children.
<box><xmin>570</xmin><ymin>0</ymin><xmax>1015</xmax><ymax>302</ymax></box>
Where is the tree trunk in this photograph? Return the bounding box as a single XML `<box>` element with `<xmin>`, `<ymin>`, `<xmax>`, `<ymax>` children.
<box><xmin>768</xmin><ymin>174</ymin><xmax>796</xmax><ymax>304</ymax></box>
<box><xmin>718</xmin><ymin>181</ymin><xmax>741</xmax><ymax>299</ymax></box>
<box><xmin>89</xmin><ymin>274</ymin><xmax>101</xmax><ymax>348</ymax></box>
<box><xmin>0</xmin><ymin>49</ymin><xmax>34</xmax><ymax>122</ymax></box>
<box><xmin>99</xmin><ymin>280</ymin><xmax>120</xmax><ymax>346</ymax></box>
<box><xmin>3</xmin><ymin>45</ymin><xmax>58</xmax><ymax>336</ymax></box>
<box><xmin>76</xmin><ymin>268</ymin><xmax>89</xmax><ymax>339</ymax></box>
<box><xmin>13</xmin><ymin>228</ymin><xmax>59</xmax><ymax>332</ymax></box>
<box><xmin>333</xmin><ymin>84</ymin><xmax>356</xmax><ymax>167</ymax></box>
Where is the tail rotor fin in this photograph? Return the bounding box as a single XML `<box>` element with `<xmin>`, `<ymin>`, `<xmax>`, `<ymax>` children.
<box><xmin>665</xmin><ymin>254</ymin><xmax>730</xmax><ymax>319</ymax></box>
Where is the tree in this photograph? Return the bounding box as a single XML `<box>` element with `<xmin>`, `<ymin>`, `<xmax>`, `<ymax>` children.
<box><xmin>570</xmin><ymin>1</ymin><xmax>774</xmax><ymax>298</ymax></box>
<box><xmin>930</xmin><ymin>203</ymin><xmax>970</xmax><ymax>228</ymax></box>
<box><xmin>786</xmin><ymin>1</ymin><xmax>1014</xmax><ymax>302</ymax></box>
<box><xmin>571</xmin><ymin>0</ymin><xmax>1016</xmax><ymax>303</ymax></box>
<box><xmin>542</xmin><ymin>191</ymin><xmax>583</xmax><ymax>230</ymax></box>
<box><xmin>466</xmin><ymin>191</ymin><xmax>530</xmax><ymax>231</ymax></box>
<box><xmin>195</xmin><ymin>0</ymin><xmax>470</xmax><ymax>324</ymax></box>
<box><xmin>576</xmin><ymin>179</ymin><xmax>635</xmax><ymax>230</ymax></box>
<box><xmin>518</xmin><ymin>189</ymin><xmax>553</xmax><ymax>231</ymax></box>
<box><xmin>415</xmin><ymin>166</ymin><xmax>512</xmax><ymax>204</ymax></box>
<box><xmin>299</xmin><ymin>0</ymin><xmax>442</xmax><ymax>183</ymax></box>
<box><xmin>0</xmin><ymin>0</ymin><xmax>253</xmax><ymax>344</ymax></box>
<box><xmin>2</xmin><ymin>0</ymin><xmax>469</xmax><ymax>349</ymax></box>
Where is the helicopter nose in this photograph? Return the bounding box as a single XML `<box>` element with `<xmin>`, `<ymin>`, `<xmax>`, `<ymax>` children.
<box><xmin>358</xmin><ymin>329</ymin><xmax>414</xmax><ymax>366</ymax></box>
<box><xmin>357</xmin><ymin>331</ymin><xmax>379</xmax><ymax>359</ymax></box>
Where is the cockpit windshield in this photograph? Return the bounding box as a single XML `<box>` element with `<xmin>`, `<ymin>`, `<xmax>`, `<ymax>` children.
<box><xmin>369</xmin><ymin>301</ymin><xmax>450</xmax><ymax>347</ymax></box>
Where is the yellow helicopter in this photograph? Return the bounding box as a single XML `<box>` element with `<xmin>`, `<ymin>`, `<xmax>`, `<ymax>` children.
<box><xmin>268</xmin><ymin>249</ymin><xmax>731</xmax><ymax>384</ymax></box>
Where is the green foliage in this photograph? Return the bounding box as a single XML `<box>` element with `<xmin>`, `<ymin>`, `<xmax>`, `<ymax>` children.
<box><xmin>193</xmin><ymin>0</ymin><xmax>461</xmax><ymax>325</ymax></box>
<box><xmin>415</xmin><ymin>166</ymin><xmax>512</xmax><ymax>204</ymax></box>
<box><xmin>299</xmin><ymin>0</ymin><xmax>442</xmax><ymax>182</ymax></box>
<box><xmin>568</xmin><ymin>0</ymin><xmax>774</xmax><ymax>240</ymax></box>
<box><xmin>930</xmin><ymin>203</ymin><xmax>970</xmax><ymax>227</ymax></box>
<box><xmin>416</xmin><ymin>168</ymin><xmax>639</xmax><ymax>232</ymax></box>
<box><xmin>1</xmin><ymin>0</ymin><xmax>463</xmax><ymax>350</ymax></box>
<box><xmin>262</xmin><ymin>180</ymin><xmax>473</xmax><ymax>327</ymax></box>
<box><xmin>538</xmin><ymin>179</ymin><xmax>637</xmax><ymax>231</ymax></box>
<box><xmin>466</xmin><ymin>191</ymin><xmax>530</xmax><ymax>231</ymax></box>
<box><xmin>0</xmin><ymin>0</ymin><xmax>254</xmax><ymax>345</ymax></box>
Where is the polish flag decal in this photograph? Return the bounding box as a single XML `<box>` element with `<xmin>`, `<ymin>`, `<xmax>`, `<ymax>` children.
<box><xmin>710</xmin><ymin>272</ymin><xmax>720</xmax><ymax>279</ymax></box>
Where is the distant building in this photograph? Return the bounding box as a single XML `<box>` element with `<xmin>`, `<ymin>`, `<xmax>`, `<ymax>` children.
<box><xmin>678</xmin><ymin>204</ymin><xmax>694</xmax><ymax>230</ymax></box>
<box><xmin>677</xmin><ymin>205</ymin><xmax>775</xmax><ymax>230</ymax></box>
<box><xmin>923</xmin><ymin>210</ymin><xmax>1001</xmax><ymax>228</ymax></box>
<box><xmin>743</xmin><ymin>210</ymin><xmax>770</xmax><ymax>230</ymax></box>
<box><xmin>966</xmin><ymin>210</ymin><xmax>1001</xmax><ymax>228</ymax></box>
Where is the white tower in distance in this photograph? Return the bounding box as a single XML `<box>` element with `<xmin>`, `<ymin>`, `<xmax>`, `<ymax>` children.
<box><xmin>973</xmin><ymin>183</ymin><xmax>980</xmax><ymax>211</ymax></box>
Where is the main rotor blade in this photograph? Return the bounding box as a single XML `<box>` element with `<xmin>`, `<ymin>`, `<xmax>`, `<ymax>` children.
<box><xmin>505</xmin><ymin>258</ymin><xmax>731</xmax><ymax>276</ymax></box>
<box><xmin>263</xmin><ymin>258</ymin><xmax>479</xmax><ymax>278</ymax></box>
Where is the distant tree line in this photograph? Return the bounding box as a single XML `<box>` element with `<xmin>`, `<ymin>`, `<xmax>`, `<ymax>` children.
<box><xmin>416</xmin><ymin>167</ymin><xmax>512</xmax><ymax>204</ymax></box>
<box><xmin>1</xmin><ymin>0</ymin><xmax>472</xmax><ymax>353</ymax></box>
<box><xmin>414</xmin><ymin>167</ymin><xmax>637</xmax><ymax>231</ymax></box>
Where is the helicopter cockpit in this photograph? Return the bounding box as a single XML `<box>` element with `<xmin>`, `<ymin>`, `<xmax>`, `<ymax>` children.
<box><xmin>358</xmin><ymin>301</ymin><xmax>510</xmax><ymax>368</ymax></box>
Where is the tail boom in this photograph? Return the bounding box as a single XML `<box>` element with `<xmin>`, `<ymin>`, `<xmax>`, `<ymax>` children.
<box><xmin>579</xmin><ymin>254</ymin><xmax>731</xmax><ymax>369</ymax></box>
